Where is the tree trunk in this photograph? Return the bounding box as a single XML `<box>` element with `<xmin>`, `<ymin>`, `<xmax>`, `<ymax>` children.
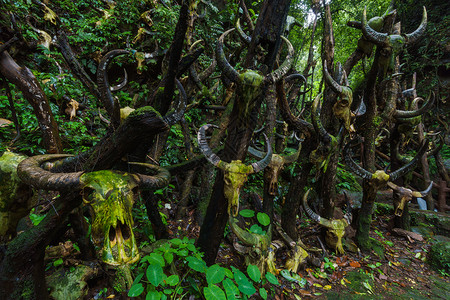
<box><xmin>0</xmin><ymin>51</ymin><xmax>63</xmax><ymax>154</ymax></box>
<box><xmin>197</xmin><ymin>0</ymin><xmax>292</xmax><ymax>265</ymax></box>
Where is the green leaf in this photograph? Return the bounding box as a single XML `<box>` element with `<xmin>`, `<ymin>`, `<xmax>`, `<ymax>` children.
<box><xmin>247</xmin><ymin>264</ymin><xmax>261</xmax><ymax>282</ymax></box>
<box><xmin>239</xmin><ymin>209</ymin><xmax>255</xmax><ymax>218</ymax></box>
<box><xmin>204</xmin><ymin>285</ymin><xmax>226</xmax><ymax>300</ymax></box>
<box><xmin>222</xmin><ymin>278</ymin><xmax>239</xmax><ymax>299</ymax></box>
<box><xmin>233</xmin><ymin>269</ymin><xmax>255</xmax><ymax>296</ymax></box>
<box><xmin>224</xmin><ymin>268</ymin><xmax>234</xmax><ymax>278</ymax></box>
<box><xmin>236</xmin><ymin>277</ymin><xmax>256</xmax><ymax>296</ymax></box>
<box><xmin>206</xmin><ymin>264</ymin><xmax>225</xmax><ymax>285</ymax></box>
<box><xmin>146</xmin><ymin>264</ymin><xmax>165</xmax><ymax>287</ymax></box>
<box><xmin>257</xmin><ymin>212</ymin><xmax>270</xmax><ymax>226</ymax></box>
<box><xmin>146</xmin><ymin>291</ymin><xmax>162</xmax><ymax>300</ymax></box>
<box><xmin>259</xmin><ymin>287</ymin><xmax>268</xmax><ymax>299</ymax></box>
<box><xmin>53</xmin><ymin>258</ymin><xmax>63</xmax><ymax>267</ymax></box>
<box><xmin>165</xmin><ymin>275</ymin><xmax>179</xmax><ymax>286</ymax></box>
<box><xmin>249</xmin><ymin>224</ymin><xmax>264</xmax><ymax>235</ymax></box>
<box><xmin>186</xmin><ymin>256</ymin><xmax>207</xmax><ymax>273</ymax></box>
<box><xmin>164</xmin><ymin>252</ymin><xmax>173</xmax><ymax>264</ymax></box>
<box><xmin>127</xmin><ymin>283</ymin><xmax>144</xmax><ymax>297</ymax></box>
<box><xmin>265</xmin><ymin>272</ymin><xmax>279</xmax><ymax>285</ymax></box>
<box><xmin>147</xmin><ymin>253</ymin><xmax>165</xmax><ymax>267</ymax></box>
<box><xmin>132</xmin><ymin>273</ymin><xmax>144</xmax><ymax>285</ymax></box>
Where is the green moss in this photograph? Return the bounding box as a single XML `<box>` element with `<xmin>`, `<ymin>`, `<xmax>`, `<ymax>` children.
<box><xmin>129</xmin><ymin>106</ymin><xmax>162</xmax><ymax>118</ymax></box>
<box><xmin>429</xmin><ymin>239</ymin><xmax>450</xmax><ymax>274</ymax></box>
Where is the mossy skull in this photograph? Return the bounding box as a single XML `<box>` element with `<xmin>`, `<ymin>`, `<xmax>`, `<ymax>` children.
<box><xmin>81</xmin><ymin>170</ymin><xmax>140</xmax><ymax>265</ymax></box>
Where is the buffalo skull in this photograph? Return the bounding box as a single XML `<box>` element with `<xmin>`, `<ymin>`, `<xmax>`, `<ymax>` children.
<box><xmin>17</xmin><ymin>154</ymin><xmax>170</xmax><ymax>265</ymax></box>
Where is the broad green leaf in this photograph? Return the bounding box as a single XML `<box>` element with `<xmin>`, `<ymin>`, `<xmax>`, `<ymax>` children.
<box><xmin>187</xmin><ymin>243</ymin><xmax>196</xmax><ymax>252</ymax></box>
<box><xmin>171</xmin><ymin>238</ymin><xmax>182</xmax><ymax>245</ymax></box>
<box><xmin>257</xmin><ymin>212</ymin><xmax>270</xmax><ymax>226</ymax></box>
<box><xmin>236</xmin><ymin>277</ymin><xmax>256</xmax><ymax>296</ymax></box>
<box><xmin>127</xmin><ymin>283</ymin><xmax>144</xmax><ymax>297</ymax></box>
<box><xmin>265</xmin><ymin>272</ymin><xmax>279</xmax><ymax>285</ymax></box>
<box><xmin>239</xmin><ymin>209</ymin><xmax>255</xmax><ymax>218</ymax></box>
<box><xmin>147</xmin><ymin>253</ymin><xmax>165</xmax><ymax>267</ymax></box>
<box><xmin>247</xmin><ymin>264</ymin><xmax>261</xmax><ymax>282</ymax></box>
<box><xmin>163</xmin><ymin>288</ymin><xmax>174</xmax><ymax>295</ymax></box>
<box><xmin>186</xmin><ymin>256</ymin><xmax>207</xmax><ymax>273</ymax></box>
<box><xmin>145</xmin><ymin>291</ymin><xmax>161</xmax><ymax>300</ymax></box>
<box><xmin>232</xmin><ymin>269</ymin><xmax>247</xmax><ymax>283</ymax></box>
<box><xmin>224</xmin><ymin>268</ymin><xmax>234</xmax><ymax>278</ymax></box>
<box><xmin>164</xmin><ymin>252</ymin><xmax>173</xmax><ymax>264</ymax></box>
<box><xmin>259</xmin><ymin>287</ymin><xmax>268</xmax><ymax>299</ymax></box>
<box><xmin>223</xmin><ymin>278</ymin><xmax>239</xmax><ymax>300</ymax></box>
<box><xmin>204</xmin><ymin>285</ymin><xmax>226</xmax><ymax>300</ymax></box>
<box><xmin>249</xmin><ymin>224</ymin><xmax>264</xmax><ymax>235</ymax></box>
<box><xmin>146</xmin><ymin>264</ymin><xmax>165</xmax><ymax>287</ymax></box>
<box><xmin>206</xmin><ymin>264</ymin><xmax>226</xmax><ymax>285</ymax></box>
<box><xmin>165</xmin><ymin>274</ymin><xmax>179</xmax><ymax>286</ymax></box>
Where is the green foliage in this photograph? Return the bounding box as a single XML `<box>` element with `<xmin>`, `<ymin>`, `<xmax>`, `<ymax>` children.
<box><xmin>129</xmin><ymin>238</ymin><xmax>279</xmax><ymax>298</ymax></box>
<box><xmin>336</xmin><ymin>162</ymin><xmax>362</xmax><ymax>192</ymax></box>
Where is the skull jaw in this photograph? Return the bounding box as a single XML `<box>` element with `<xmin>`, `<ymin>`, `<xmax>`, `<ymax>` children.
<box><xmin>326</xmin><ymin>230</ymin><xmax>345</xmax><ymax>255</ymax></box>
<box><xmin>101</xmin><ymin>224</ymin><xmax>140</xmax><ymax>266</ymax></box>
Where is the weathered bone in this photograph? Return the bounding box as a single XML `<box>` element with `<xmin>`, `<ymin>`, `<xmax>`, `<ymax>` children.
<box><xmin>362</xmin><ymin>6</ymin><xmax>427</xmax><ymax>46</ymax></box>
<box><xmin>110</xmin><ymin>68</ymin><xmax>128</xmax><ymax>91</ymax></box>
<box><xmin>387</xmin><ymin>181</ymin><xmax>433</xmax><ymax>216</ymax></box>
<box><xmin>97</xmin><ymin>49</ymin><xmax>129</xmax><ymax>128</ymax></box>
<box><xmin>344</xmin><ymin>140</ymin><xmax>429</xmax><ymax>184</ymax></box>
<box><xmin>395</xmin><ymin>92</ymin><xmax>434</xmax><ymax>118</ymax></box>
<box><xmin>216</xmin><ymin>29</ymin><xmax>294</xmax><ymax>84</ymax></box>
<box><xmin>302</xmin><ymin>189</ymin><xmax>350</xmax><ymax>254</ymax></box>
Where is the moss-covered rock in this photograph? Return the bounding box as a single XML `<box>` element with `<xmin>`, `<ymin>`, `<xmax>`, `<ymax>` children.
<box><xmin>46</xmin><ymin>264</ymin><xmax>100</xmax><ymax>300</ymax></box>
<box><xmin>428</xmin><ymin>236</ymin><xmax>450</xmax><ymax>274</ymax></box>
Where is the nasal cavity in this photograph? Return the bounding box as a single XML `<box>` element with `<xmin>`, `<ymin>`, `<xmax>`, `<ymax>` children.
<box><xmin>120</xmin><ymin>221</ymin><xmax>131</xmax><ymax>240</ymax></box>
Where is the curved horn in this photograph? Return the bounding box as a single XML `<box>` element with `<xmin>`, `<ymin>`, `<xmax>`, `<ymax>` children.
<box><xmin>17</xmin><ymin>154</ymin><xmax>83</xmax><ymax>191</ymax></box>
<box><xmin>311</xmin><ymin>92</ymin><xmax>333</xmax><ymax>144</ymax></box>
<box><xmin>251</xmin><ymin>133</ymin><xmax>273</xmax><ymax>173</ymax></box>
<box><xmin>235</xmin><ymin>18</ymin><xmax>251</xmax><ymax>44</ymax></box>
<box><xmin>343</xmin><ymin>143</ymin><xmax>374</xmax><ymax>180</ymax></box>
<box><xmin>362</xmin><ymin>7</ymin><xmax>388</xmax><ymax>45</ymax></box>
<box><xmin>110</xmin><ymin>68</ymin><xmax>128</xmax><ymax>92</ymax></box>
<box><xmin>389</xmin><ymin>140</ymin><xmax>429</xmax><ymax>181</ymax></box>
<box><xmin>414</xmin><ymin>181</ymin><xmax>433</xmax><ymax>198</ymax></box>
<box><xmin>405</xmin><ymin>7</ymin><xmax>427</xmax><ymax>44</ymax></box>
<box><xmin>228</xmin><ymin>216</ymin><xmax>259</xmax><ymax>246</ymax></box>
<box><xmin>128</xmin><ymin>162</ymin><xmax>171</xmax><ymax>189</ymax></box>
<box><xmin>276</xmin><ymin>75</ymin><xmax>314</xmax><ymax>136</ymax></box>
<box><xmin>162</xmin><ymin>79</ymin><xmax>187</xmax><ymax>126</ymax></box>
<box><xmin>266</xmin><ymin>36</ymin><xmax>295</xmax><ymax>84</ymax></box>
<box><xmin>198</xmin><ymin>124</ymin><xmax>222</xmax><ymax>167</ymax></box>
<box><xmin>343</xmin><ymin>192</ymin><xmax>353</xmax><ymax>224</ymax></box>
<box><xmin>283</xmin><ymin>143</ymin><xmax>302</xmax><ymax>164</ymax></box>
<box><xmin>323</xmin><ymin>60</ymin><xmax>343</xmax><ymax>94</ymax></box>
<box><xmin>247</xmin><ymin>146</ymin><xmax>265</xmax><ymax>159</ymax></box>
<box><xmin>216</xmin><ymin>28</ymin><xmax>240</xmax><ymax>83</ymax></box>
<box><xmin>395</xmin><ymin>92</ymin><xmax>434</xmax><ymax>118</ymax></box>
<box><xmin>302</xmin><ymin>189</ymin><xmax>333</xmax><ymax>227</ymax></box>
<box><xmin>97</xmin><ymin>49</ymin><xmax>129</xmax><ymax>128</ymax></box>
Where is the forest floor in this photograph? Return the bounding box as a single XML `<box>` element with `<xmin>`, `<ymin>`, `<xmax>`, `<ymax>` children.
<box><xmin>41</xmin><ymin>193</ymin><xmax>450</xmax><ymax>299</ymax></box>
<box><xmin>164</xmin><ymin>202</ymin><xmax>450</xmax><ymax>299</ymax></box>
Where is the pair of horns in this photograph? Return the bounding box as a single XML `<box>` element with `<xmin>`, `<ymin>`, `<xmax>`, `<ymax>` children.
<box><xmin>17</xmin><ymin>154</ymin><xmax>170</xmax><ymax>191</ymax></box>
<box><xmin>216</xmin><ymin>28</ymin><xmax>295</xmax><ymax>84</ymax></box>
<box><xmin>343</xmin><ymin>140</ymin><xmax>429</xmax><ymax>182</ymax></box>
<box><xmin>197</xmin><ymin>124</ymin><xmax>272</xmax><ymax>173</ymax></box>
<box><xmin>303</xmin><ymin>189</ymin><xmax>353</xmax><ymax>227</ymax></box>
<box><xmin>362</xmin><ymin>6</ymin><xmax>427</xmax><ymax>45</ymax></box>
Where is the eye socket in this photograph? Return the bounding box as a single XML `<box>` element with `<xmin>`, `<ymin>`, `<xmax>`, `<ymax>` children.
<box><xmin>82</xmin><ymin>187</ymin><xmax>96</xmax><ymax>203</ymax></box>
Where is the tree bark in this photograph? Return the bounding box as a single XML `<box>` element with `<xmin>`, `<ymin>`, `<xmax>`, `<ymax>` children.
<box><xmin>0</xmin><ymin>51</ymin><xmax>63</xmax><ymax>154</ymax></box>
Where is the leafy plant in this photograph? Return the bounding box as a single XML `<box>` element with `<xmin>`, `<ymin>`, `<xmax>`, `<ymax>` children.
<box><xmin>128</xmin><ymin>237</ymin><xmax>279</xmax><ymax>299</ymax></box>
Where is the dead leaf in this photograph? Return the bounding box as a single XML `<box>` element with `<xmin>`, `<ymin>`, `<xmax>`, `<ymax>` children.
<box><xmin>349</xmin><ymin>260</ymin><xmax>361</xmax><ymax>268</ymax></box>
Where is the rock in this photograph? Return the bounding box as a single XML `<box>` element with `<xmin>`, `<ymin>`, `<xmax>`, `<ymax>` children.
<box><xmin>46</xmin><ymin>263</ymin><xmax>100</xmax><ymax>300</ymax></box>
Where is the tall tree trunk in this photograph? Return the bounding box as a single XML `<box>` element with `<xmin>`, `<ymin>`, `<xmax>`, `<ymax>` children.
<box><xmin>197</xmin><ymin>0</ymin><xmax>292</xmax><ymax>265</ymax></box>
